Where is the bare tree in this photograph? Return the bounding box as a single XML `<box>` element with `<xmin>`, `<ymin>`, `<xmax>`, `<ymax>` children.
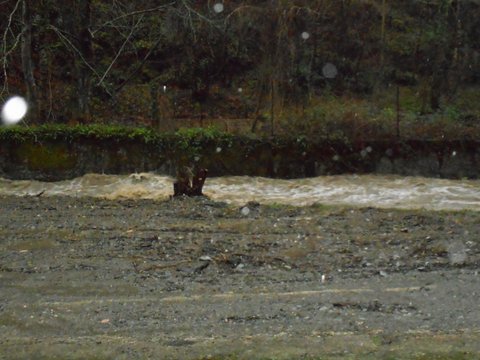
<box><xmin>1</xmin><ymin>0</ymin><xmax>23</xmax><ymax>98</ymax></box>
<box><xmin>20</xmin><ymin>0</ymin><xmax>37</xmax><ymax>119</ymax></box>
<box><xmin>64</xmin><ymin>0</ymin><xmax>94</xmax><ymax>122</ymax></box>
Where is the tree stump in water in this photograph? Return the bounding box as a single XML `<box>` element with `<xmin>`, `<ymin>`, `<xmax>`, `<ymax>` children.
<box><xmin>173</xmin><ymin>167</ymin><xmax>208</xmax><ymax>197</ymax></box>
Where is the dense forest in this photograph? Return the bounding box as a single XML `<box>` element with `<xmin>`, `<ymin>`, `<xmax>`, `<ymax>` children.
<box><xmin>1</xmin><ymin>0</ymin><xmax>479</xmax><ymax>138</ymax></box>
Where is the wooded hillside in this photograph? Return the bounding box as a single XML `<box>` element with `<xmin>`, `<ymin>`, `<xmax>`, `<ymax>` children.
<box><xmin>1</xmin><ymin>1</ymin><xmax>479</xmax><ymax>136</ymax></box>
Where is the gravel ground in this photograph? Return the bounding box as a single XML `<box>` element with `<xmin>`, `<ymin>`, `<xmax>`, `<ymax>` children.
<box><xmin>1</xmin><ymin>195</ymin><xmax>480</xmax><ymax>359</ymax></box>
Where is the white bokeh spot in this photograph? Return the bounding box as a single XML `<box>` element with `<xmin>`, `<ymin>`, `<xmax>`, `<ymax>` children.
<box><xmin>1</xmin><ymin>96</ymin><xmax>28</xmax><ymax>125</ymax></box>
<box><xmin>322</xmin><ymin>63</ymin><xmax>338</xmax><ymax>79</ymax></box>
<box><xmin>213</xmin><ymin>3</ymin><xmax>224</xmax><ymax>13</ymax></box>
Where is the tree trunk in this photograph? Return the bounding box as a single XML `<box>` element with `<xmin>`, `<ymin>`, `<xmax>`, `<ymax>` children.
<box><xmin>448</xmin><ymin>0</ymin><xmax>462</xmax><ymax>98</ymax></box>
<box><xmin>21</xmin><ymin>0</ymin><xmax>38</xmax><ymax>121</ymax></box>
<box><xmin>73</xmin><ymin>0</ymin><xmax>93</xmax><ymax>123</ymax></box>
<box><xmin>430</xmin><ymin>72</ymin><xmax>442</xmax><ymax>111</ymax></box>
<box><xmin>396</xmin><ymin>85</ymin><xmax>401</xmax><ymax>138</ymax></box>
<box><xmin>173</xmin><ymin>167</ymin><xmax>208</xmax><ymax>197</ymax></box>
<box><xmin>270</xmin><ymin>78</ymin><xmax>275</xmax><ymax>137</ymax></box>
<box><xmin>150</xmin><ymin>82</ymin><xmax>160</xmax><ymax>128</ymax></box>
<box><xmin>379</xmin><ymin>0</ymin><xmax>387</xmax><ymax>83</ymax></box>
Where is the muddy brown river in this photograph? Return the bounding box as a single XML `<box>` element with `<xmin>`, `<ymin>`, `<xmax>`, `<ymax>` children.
<box><xmin>1</xmin><ymin>173</ymin><xmax>480</xmax><ymax>210</ymax></box>
<box><xmin>1</xmin><ymin>174</ymin><xmax>480</xmax><ymax>359</ymax></box>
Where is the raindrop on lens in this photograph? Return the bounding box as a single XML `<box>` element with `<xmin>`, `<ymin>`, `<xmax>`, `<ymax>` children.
<box><xmin>241</xmin><ymin>207</ymin><xmax>250</xmax><ymax>216</ymax></box>
<box><xmin>322</xmin><ymin>63</ymin><xmax>338</xmax><ymax>79</ymax></box>
<box><xmin>301</xmin><ymin>32</ymin><xmax>310</xmax><ymax>40</ymax></box>
<box><xmin>1</xmin><ymin>96</ymin><xmax>28</xmax><ymax>125</ymax></box>
<box><xmin>213</xmin><ymin>3</ymin><xmax>224</xmax><ymax>13</ymax></box>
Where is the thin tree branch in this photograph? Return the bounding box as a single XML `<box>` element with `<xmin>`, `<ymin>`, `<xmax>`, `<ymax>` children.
<box><xmin>181</xmin><ymin>0</ymin><xmax>215</xmax><ymax>24</ymax></box>
<box><xmin>91</xmin><ymin>2</ymin><xmax>175</xmax><ymax>35</ymax></box>
<box><xmin>224</xmin><ymin>4</ymin><xmax>262</xmax><ymax>23</ymax></box>
<box><xmin>114</xmin><ymin>36</ymin><xmax>163</xmax><ymax>94</ymax></box>
<box><xmin>1</xmin><ymin>0</ymin><xmax>22</xmax><ymax>97</ymax></box>
<box><xmin>178</xmin><ymin>0</ymin><xmax>224</xmax><ymax>33</ymax></box>
<box><xmin>48</xmin><ymin>25</ymin><xmax>99</xmax><ymax>76</ymax></box>
<box><xmin>47</xmin><ymin>25</ymin><xmax>113</xmax><ymax>97</ymax></box>
<box><xmin>96</xmin><ymin>14</ymin><xmax>144</xmax><ymax>86</ymax></box>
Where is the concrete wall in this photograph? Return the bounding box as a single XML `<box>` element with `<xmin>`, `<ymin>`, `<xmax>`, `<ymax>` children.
<box><xmin>0</xmin><ymin>138</ymin><xmax>478</xmax><ymax>180</ymax></box>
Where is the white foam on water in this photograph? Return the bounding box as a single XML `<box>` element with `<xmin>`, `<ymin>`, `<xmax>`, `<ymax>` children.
<box><xmin>1</xmin><ymin>173</ymin><xmax>480</xmax><ymax>211</ymax></box>
<box><xmin>204</xmin><ymin>175</ymin><xmax>480</xmax><ymax>210</ymax></box>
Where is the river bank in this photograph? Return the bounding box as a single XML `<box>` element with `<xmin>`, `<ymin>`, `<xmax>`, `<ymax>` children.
<box><xmin>1</xmin><ymin>125</ymin><xmax>480</xmax><ymax>181</ymax></box>
<box><xmin>1</xmin><ymin>195</ymin><xmax>479</xmax><ymax>359</ymax></box>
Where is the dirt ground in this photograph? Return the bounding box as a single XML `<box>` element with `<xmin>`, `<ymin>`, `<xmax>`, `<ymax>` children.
<box><xmin>1</xmin><ymin>195</ymin><xmax>480</xmax><ymax>359</ymax></box>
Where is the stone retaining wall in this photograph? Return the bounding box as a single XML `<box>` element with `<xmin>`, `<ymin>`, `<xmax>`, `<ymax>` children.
<box><xmin>0</xmin><ymin>138</ymin><xmax>478</xmax><ymax>180</ymax></box>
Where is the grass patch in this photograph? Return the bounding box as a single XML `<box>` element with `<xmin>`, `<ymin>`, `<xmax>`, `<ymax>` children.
<box><xmin>277</xmin><ymin>87</ymin><xmax>480</xmax><ymax>142</ymax></box>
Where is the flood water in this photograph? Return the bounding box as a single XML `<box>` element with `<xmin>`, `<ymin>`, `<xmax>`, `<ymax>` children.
<box><xmin>1</xmin><ymin>173</ymin><xmax>480</xmax><ymax>211</ymax></box>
